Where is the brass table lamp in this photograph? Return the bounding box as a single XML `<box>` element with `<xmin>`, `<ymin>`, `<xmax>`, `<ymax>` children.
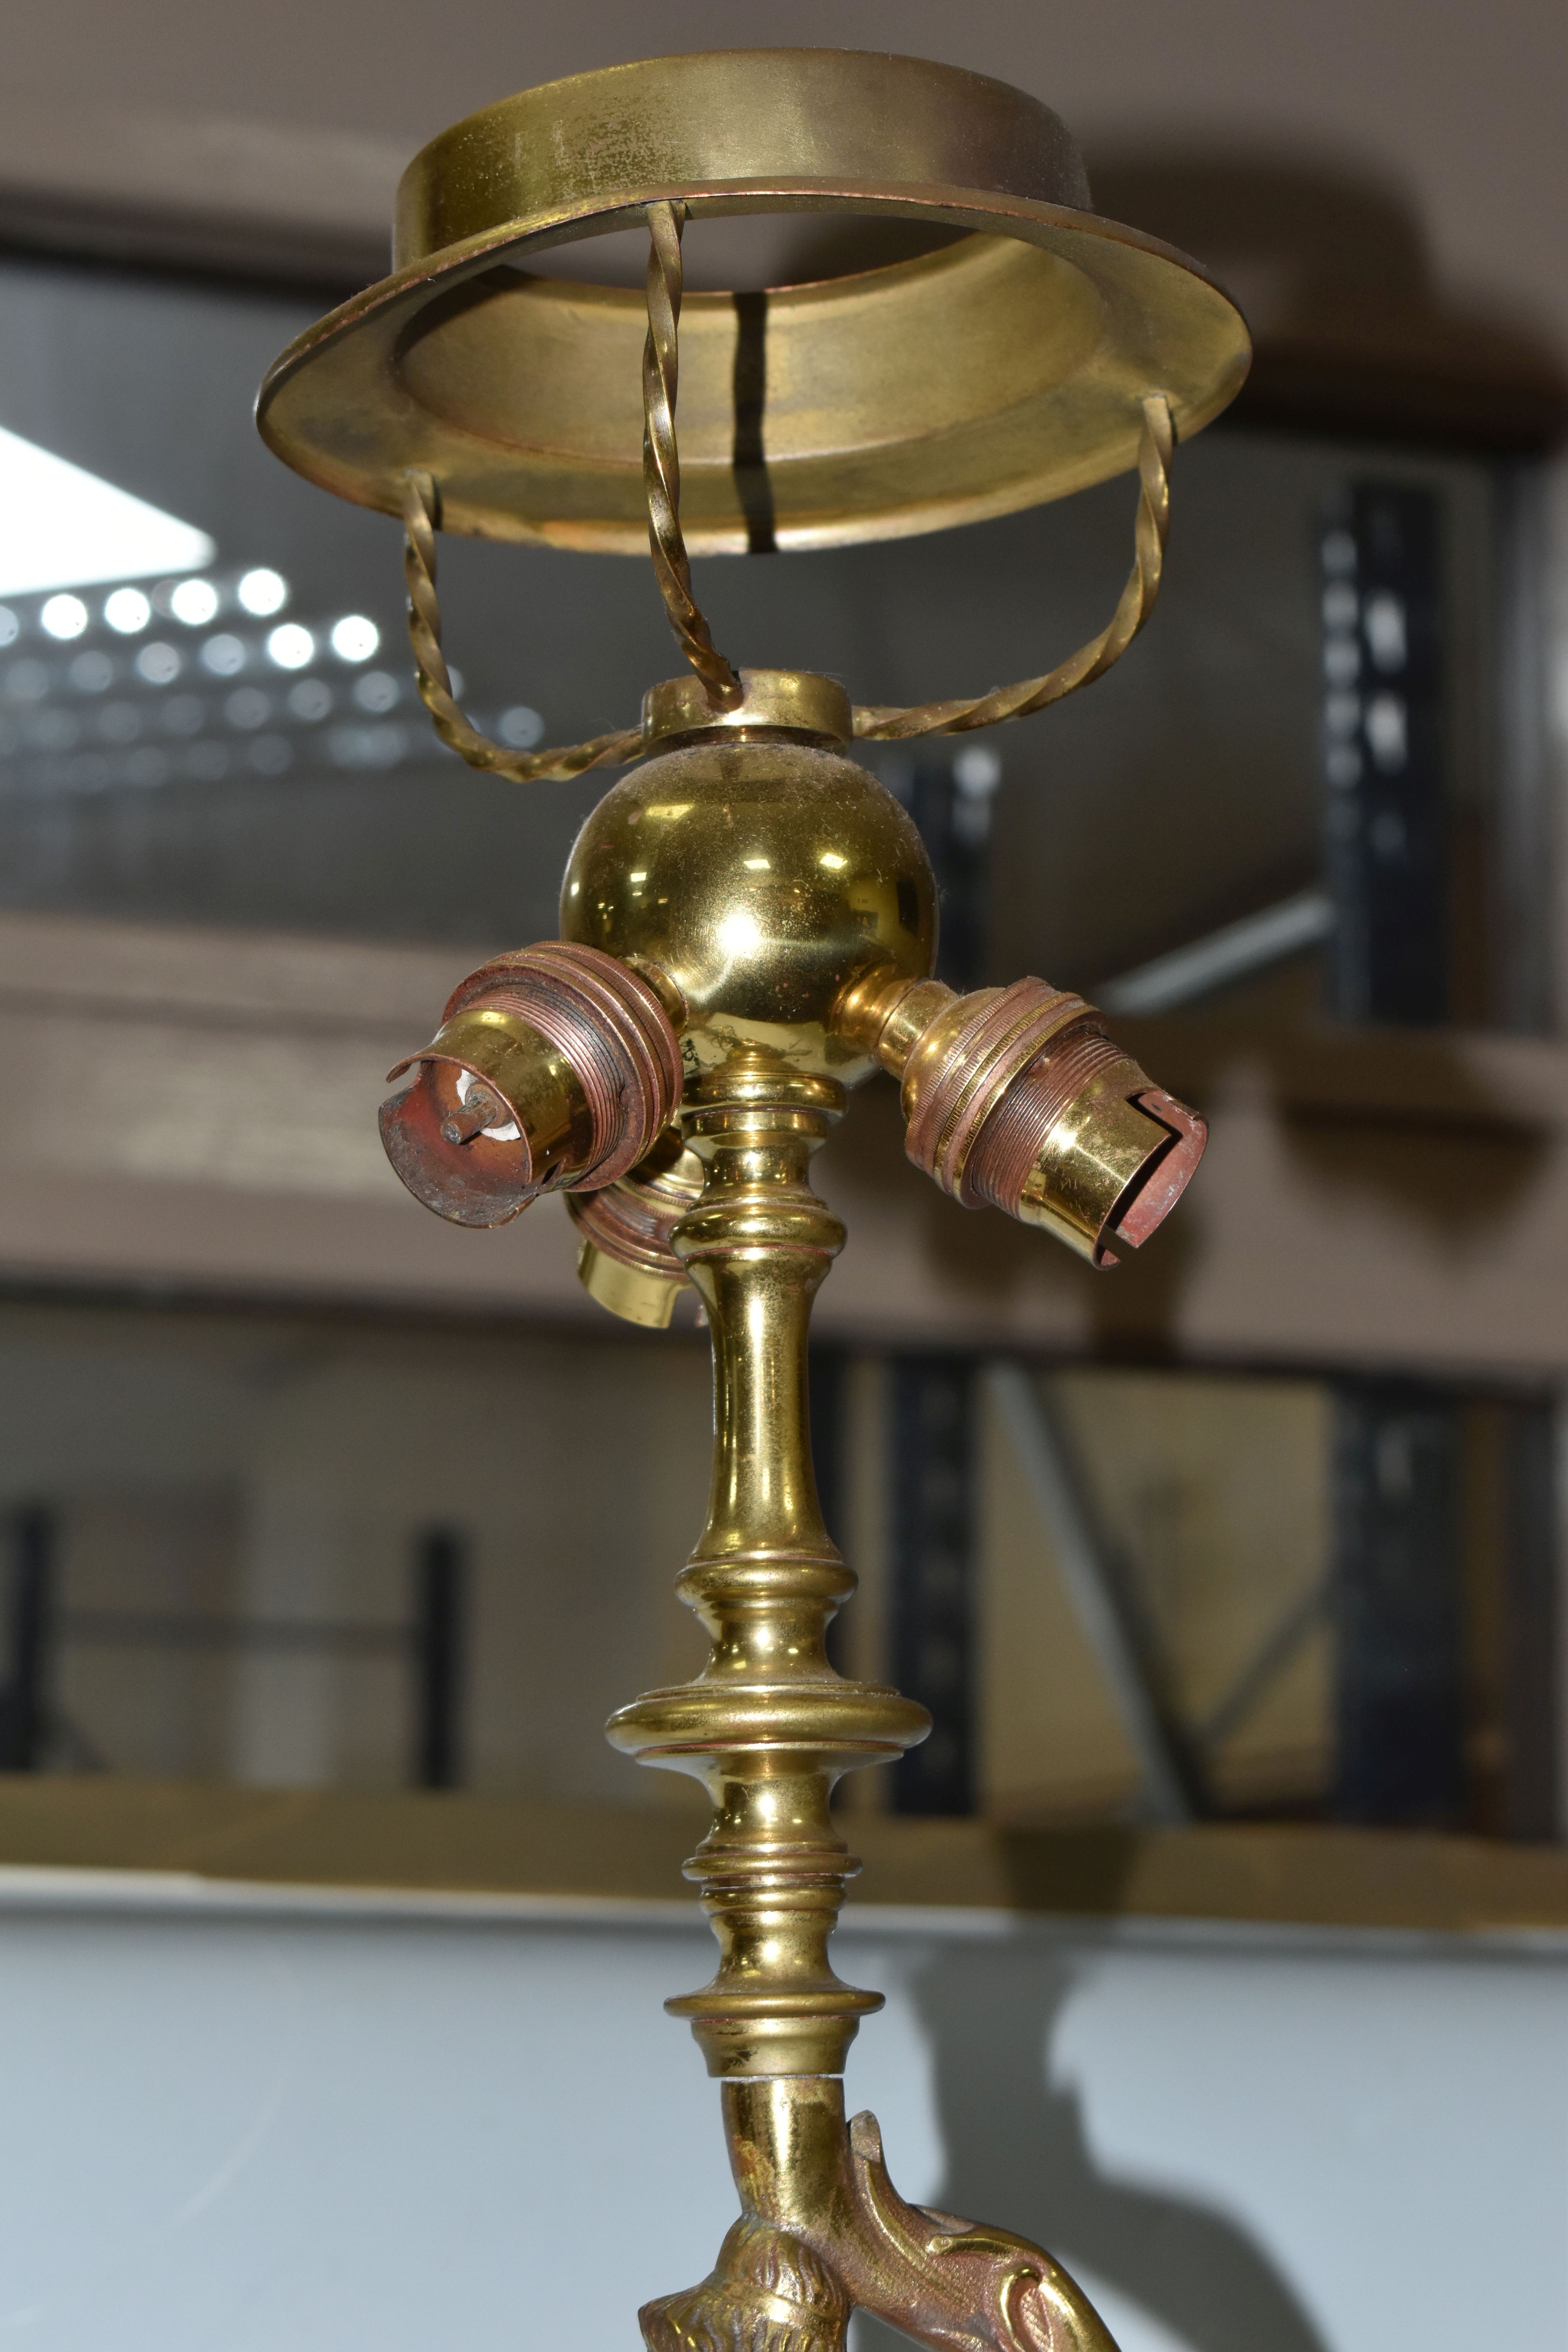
<box><xmin>260</xmin><ymin>49</ymin><xmax>1248</xmax><ymax>2352</ymax></box>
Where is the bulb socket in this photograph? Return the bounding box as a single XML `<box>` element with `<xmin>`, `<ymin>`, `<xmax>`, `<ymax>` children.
<box><xmin>849</xmin><ymin>972</ymin><xmax>1205</xmax><ymax>1266</ymax></box>
<box><xmin>569</xmin><ymin>1125</ymin><xmax>707</xmax><ymax>1327</ymax></box>
<box><xmin>380</xmin><ymin>941</ymin><xmax>682</xmax><ymax>1227</ymax></box>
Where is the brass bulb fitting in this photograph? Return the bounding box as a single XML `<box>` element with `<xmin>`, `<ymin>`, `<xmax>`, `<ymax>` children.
<box><xmin>380</xmin><ymin>941</ymin><xmax>683</xmax><ymax>1227</ymax></box>
<box><xmin>560</xmin><ymin>720</ymin><xmax>936</xmax><ymax>1092</ymax></box>
<box><xmin>568</xmin><ymin>1124</ymin><xmax>706</xmax><ymax>1328</ymax></box>
<box><xmin>838</xmin><ymin>969</ymin><xmax>1205</xmax><ymax>1266</ymax></box>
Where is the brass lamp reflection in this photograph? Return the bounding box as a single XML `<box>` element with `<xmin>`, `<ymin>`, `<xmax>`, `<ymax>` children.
<box><xmin>259</xmin><ymin>49</ymin><xmax>1248</xmax><ymax>2352</ymax></box>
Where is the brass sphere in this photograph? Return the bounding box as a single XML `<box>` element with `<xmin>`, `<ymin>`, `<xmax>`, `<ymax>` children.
<box><xmin>560</xmin><ymin>738</ymin><xmax>936</xmax><ymax>1087</ymax></box>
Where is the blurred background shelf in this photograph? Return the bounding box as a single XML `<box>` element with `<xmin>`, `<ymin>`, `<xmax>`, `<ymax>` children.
<box><xmin>2</xmin><ymin>905</ymin><xmax>1566</xmax><ymax>1381</ymax></box>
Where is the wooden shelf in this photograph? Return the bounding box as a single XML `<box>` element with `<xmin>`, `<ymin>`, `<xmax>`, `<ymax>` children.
<box><xmin>2</xmin><ymin>1775</ymin><xmax>1568</xmax><ymax>1938</ymax></box>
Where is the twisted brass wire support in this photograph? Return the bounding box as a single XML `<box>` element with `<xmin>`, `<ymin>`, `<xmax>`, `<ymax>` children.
<box><xmin>643</xmin><ymin>201</ymin><xmax>744</xmax><ymax>709</ymax></box>
<box><xmin>850</xmin><ymin>393</ymin><xmax>1174</xmax><ymax>742</ymax></box>
<box><xmin>397</xmin><ymin>200</ymin><xmax>743</xmax><ymax>778</ymax></box>
<box><xmin>400</xmin><ymin>470</ymin><xmax>642</xmax><ymax>782</ymax></box>
<box><xmin>401</xmin><ymin>287</ymin><xmax>1168</xmax><ymax>773</ymax></box>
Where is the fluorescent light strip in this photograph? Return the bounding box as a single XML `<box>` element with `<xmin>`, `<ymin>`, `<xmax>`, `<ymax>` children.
<box><xmin>0</xmin><ymin>424</ymin><xmax>214</xmax><ymax>597</ymax></box>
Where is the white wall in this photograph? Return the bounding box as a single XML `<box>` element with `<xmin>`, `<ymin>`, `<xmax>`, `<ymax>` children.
<box><xmin>0</xmin><ymin>1875</ymin><xmax>1564</xmax><ymax>2352</ymax></box>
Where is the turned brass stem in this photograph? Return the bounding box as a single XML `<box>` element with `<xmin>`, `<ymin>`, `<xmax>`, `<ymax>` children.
<box><xmin>606</xmin><ymin>1063</ymin><xmax>928</xmax><ymax>2078</ymax></box>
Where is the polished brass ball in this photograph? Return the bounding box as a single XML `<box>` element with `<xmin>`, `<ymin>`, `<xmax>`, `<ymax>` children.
<box><xmin>560</xmin><ymin>738</ymin><xmax>936</xmax><ymax>1087</ymax></box>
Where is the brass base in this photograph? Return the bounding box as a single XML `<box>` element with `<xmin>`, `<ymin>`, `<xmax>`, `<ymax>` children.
<box><xmin>641</xmin><ymin>2079</ymin><xmax>1118</xmax><ymax>2352</ymax></box>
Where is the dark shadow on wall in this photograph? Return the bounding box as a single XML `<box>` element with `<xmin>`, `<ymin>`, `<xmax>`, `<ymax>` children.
<box><xmin>852</xmin><ymin>1937</ymin><xmax>1327</xmax><ymax>2352</ymax></box>
<box><xmin>1089</xmin><ymin>151</ymin><xmax>1568</xmax><ymax>454</ymax></box>
<box><xmin>738</xmin><ymin>150</ymin><xmax>1567</xmax><ymax>452</ymax></box>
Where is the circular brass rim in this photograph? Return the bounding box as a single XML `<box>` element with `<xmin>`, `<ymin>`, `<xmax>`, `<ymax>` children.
<box><xmin>257</xmin><ymin>50</ymin><xmax>1251</xmax><ymax>555</ymax></box>
<box><xmin>642</xmin><ymin>668</ymin><xmax>852</xmax><ymax>749</ymax></box>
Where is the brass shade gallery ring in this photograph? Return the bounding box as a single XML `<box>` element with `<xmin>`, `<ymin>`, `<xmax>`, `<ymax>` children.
<box><xmin>256</xmin><ymin>48</ymin><xmax>1250</xmax><ymax>557</ymax></box>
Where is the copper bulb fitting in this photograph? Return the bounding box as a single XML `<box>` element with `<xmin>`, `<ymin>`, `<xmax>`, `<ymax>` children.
<box><xmin>838</xmin><ymin>970</ymin><xmax>1206</xmax><ymax>1267</ymax></box>
<box><xmin>380</xmin><ymin>941</ymin><xmax>684</xmax><ymax>1227</ymax></box>
<box><xmin>568</xmin><ymin>1125</ymin><xmax>707</xmax><ymax>1328</ymax></box>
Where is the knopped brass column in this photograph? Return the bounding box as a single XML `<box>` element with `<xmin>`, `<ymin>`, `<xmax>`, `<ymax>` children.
<box><xmin>608</xmin><ymin>1065</ymin><xmax>927</xmax><ymax>2079</ymax></box>
<box><xmin>614</xmin><ymin>1053</ymin><xmax>1119</xmax><ymax>2352</ymax></box>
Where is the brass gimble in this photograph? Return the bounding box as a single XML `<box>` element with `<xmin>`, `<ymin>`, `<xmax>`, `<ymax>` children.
<box><xmin>380</xmin><ymin>940</ymin><xmax>683</xmax><ymax>1226</ymax></box>
<box><xmin>837</xmin><ymin>967</ymin><xmax>1207</xmax><ymax>1266</ymax></box>
<box><xmin>259</xmin><ymin>52</ymin><xmax>1249</xmax><ymax>562</ymax></box>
